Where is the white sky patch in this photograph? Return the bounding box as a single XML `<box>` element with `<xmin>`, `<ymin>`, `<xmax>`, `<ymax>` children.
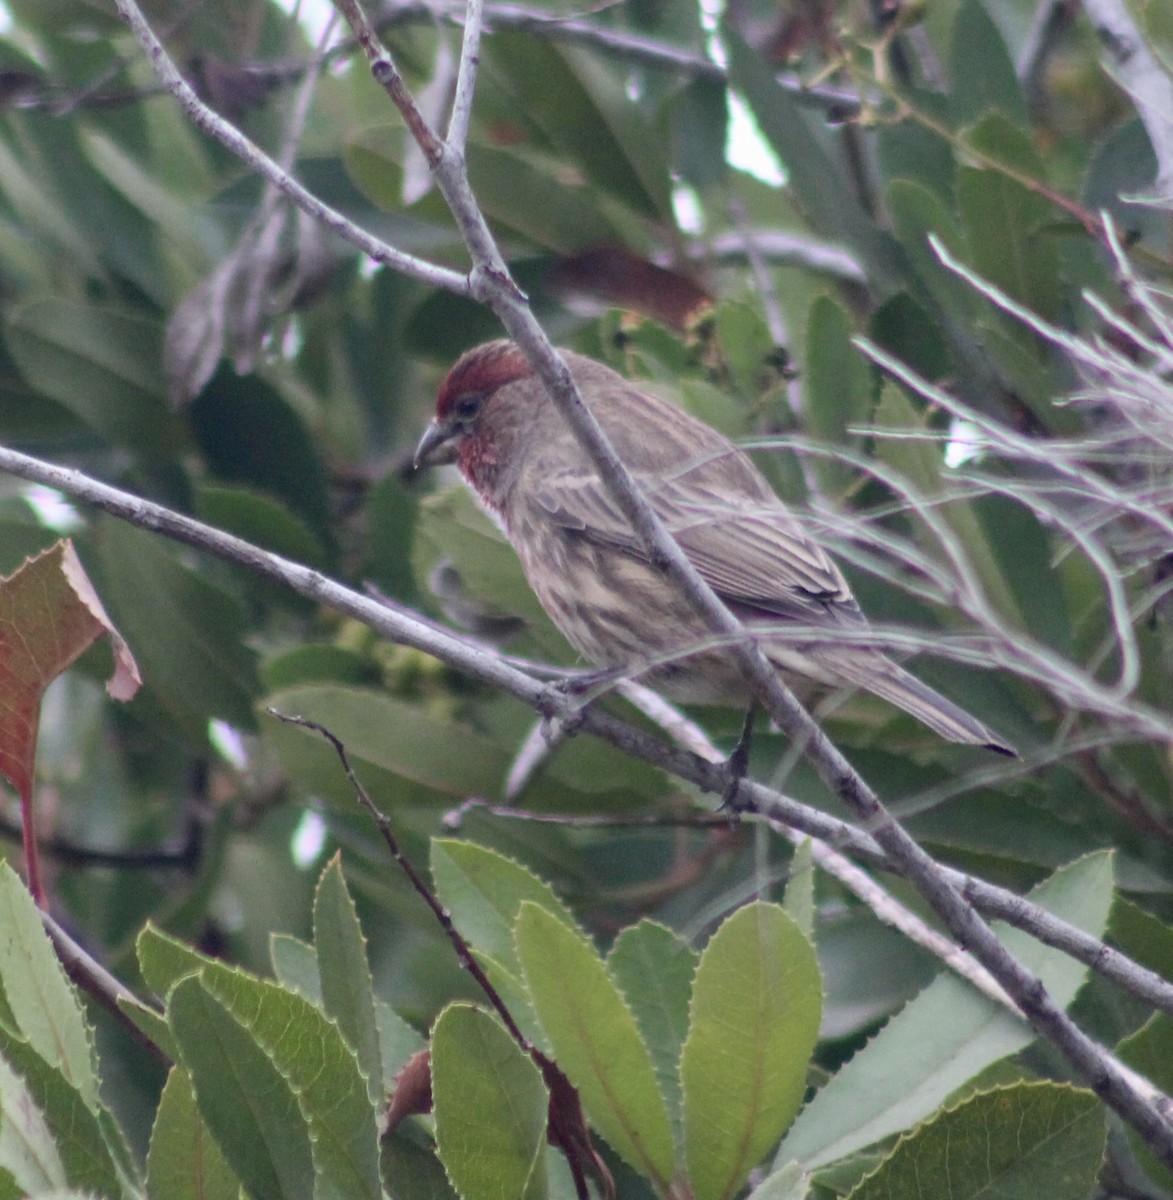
<box><xmin>726</xmin><ymin>91</ymin><xmax>786</xmax><ymax>186</ymax></box>
<box><xmin>673</xmin><ymin>184</ymin><xmax>705</xmax><ymax>234</ymax></box>
<box><xmin>944</xmin><ymin>417</ymin><xmax>984</xmax><ymax>468</ymax></box>
<box><xmin>274</xmin><ymin>0</ymin><xmax>341</xmax><ymax>46</ymax></box>
<box><xmin>23</xmin><ymin>485</ymin><xmax>82</xmax><ymax>533</ymax></box>
<box><xmin>208</xmin><ymin>719</ymin><xmax>249</xmax><ymax>770</ymax></box>
<box><xmin>291</xmin><ymin>808</ymin><xmax>328</xmax><ymax>869</ymax></box>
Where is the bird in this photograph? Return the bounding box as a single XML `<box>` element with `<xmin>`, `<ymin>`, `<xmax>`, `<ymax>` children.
<box><xmin>415</xmin><ymin>339</ymin><xmax>1015</xmax><ymax>756</ymax></box>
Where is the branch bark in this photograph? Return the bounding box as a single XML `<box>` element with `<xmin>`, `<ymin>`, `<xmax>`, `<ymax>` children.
<box><xmin>101</xmin><ymin>0</ymin><xmax>1173</xmax><ymax>1165</ymax></box>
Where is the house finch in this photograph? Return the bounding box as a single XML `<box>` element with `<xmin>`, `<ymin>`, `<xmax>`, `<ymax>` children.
<box><xmin>415</xmin><ymin>340</ymin><xmax>1015</xmax><ymax>756</ymax></box>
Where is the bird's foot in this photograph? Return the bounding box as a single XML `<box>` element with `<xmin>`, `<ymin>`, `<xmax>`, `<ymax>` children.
<box><xmin>720</xmin><ymin>704</ymin><xmax>757</xmax><ymax>812</ymax></box>
<box><xmin>536</xmin><ymin>667</ymin><xmax>621</xmax><ymax>742</ymax></box>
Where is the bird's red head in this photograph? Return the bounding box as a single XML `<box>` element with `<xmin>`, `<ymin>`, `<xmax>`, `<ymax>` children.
<box><xmin>434</xmin><ymin>340</ymin><xmax>532</xmax><ymax>420</ymax></box>
<box><xmin>415</xmin><ymin>340</ymin><xmax>536</xmax><ymax>487</ymax></box>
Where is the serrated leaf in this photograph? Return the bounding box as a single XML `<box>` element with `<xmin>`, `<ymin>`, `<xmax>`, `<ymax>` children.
<box><xmin>607</xmin><ymin>920</ymin><xmax>697</xmax><ymax>1155</ymax></box>
<box><xmin>432</xmin><ymin>1004</ymin><xmax>549</xmax><ymax>1200</ymax></box>
<box><xmin>147</xmin><ymin>1065</ymin><xmax>240</xmax><ymax>1200</ymax></box>
<box><xmin>778</xmin><ymin>851</ymin><xmax>1115</xmax><ymax>1169</ymax></box>
<box><xmin>0</xmin><ymin>1052</ymin><xmax>65</xmax><ymax>1194</ymax></box>
<box><xmin>515</xmin><ymin>903</ymin><xmax>675</xmax><ymax>1188</ymax></box>
<box><xmin>115</xmin><ymin>995</ymin><xmax>176</xmax><ymax>1063</ymax></box>
<box><xmin>0</xmin><ymin>864</ymin><xmax>98</xmax><ymax>1107</ymax></box>
<box><xmin>196</xmin><ymin>968</ymin><xmax>382</xmax><ymax>1200</ymax></box>
<box><xmin>375</xmin><ymin>1001</ymin><xmax>427</xmax><ymax>1085</ymax></box>
<box><xmin>431</xmin><ymin>839</ymin><xmax>577</xmax><ymax>976</ymax></box>
<box><xmin>846</xmin><ymin>1083</ymin><xmax>1104</xmax><ymax>1200</ymax></box>
<box><xmin>0</xmin><ymin>1027</ymin><xmax>121</xmax><ymax>1197</ymax></box>
<box><xmin>137</xmin><ymin>923</ymin><xmax>217</xmax><ymax>1000</ymax></box>
<box><xmin>270</xmin><ymin>934</ymin><xmax>322</xmax><ymax>1005</ymax></box>
<box><xmin>682</xmin><ymin>902</ymin><xmax>821</xmax><ymax>1200</ymax></box>
<box><xmin>313</xmin><ymin>854</ymin><xmax>383</xmax><ymax>1101</ymax></box>
<box><xmin>273</xmin><ymin>930</ymin><xmax>425</xmax><ymax>1080</ymax></box>
<box><xmin>167</xmin><ymin>976</ymin><xmax>314</xmax><ymax>1200</ymax></box>
<box><xmin>150</xmin><ymin>926</ymin><xmax>383</xmax><ymax>1199</ymax></box>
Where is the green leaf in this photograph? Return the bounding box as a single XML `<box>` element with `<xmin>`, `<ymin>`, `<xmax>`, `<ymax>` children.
<box><xmin>0</xmin><ymin>1053</ymin><xmax>66</xmax><ymax>1194</ymax></box>
<box><xmin>115</xmin><ymin>994</ymin><xmax>177</xmax><ymax>1063</ymax></box>
<box><xmin>383</xmin><ymin>1136</ymin><xmax>460</xmax><ymax>1200</ymax></box>
<box><xmin>972</xmin><ymin>494</ymin><xmax>1072</xmax><ymax>655</ymax></box>
<box><xmin>0</xmin><ymin>1027</ymin><xmax>121</xmax><ymax>1197</ymax></box>
<box><xmin>957</xmin><ymin>113</ymin><xmax>1061</xmax><ymax>323</ymax></box>
<box><xmin>607</xmin><ymin>920</ymin><xmax>697</xmax><ymax>1155</ymax></box>
<box><xmin>872</xmin><ymin>382</ymin><xmax>1025</xmax><ymax>636</ymax></box>
<box><xmin>682</xmin><ymin>902</ymin><xmax>821</xmax><ymax>1200</ymax></box>
<box><xmin>783</xmin><ymin>841</ymin><xmax>815</xmax><ymax>942</ymax></box>
<box><xmin>137</xmin><ymin>923</ymin><xmax>218</xmax><ymax>1000</ymax></box>
<box><xmin>263</xmin><ymin>686</ymin><xmax>511</xmax><ymax>800</ymax></box>
<box><xmin>466</xmin><ymin>144</ymin><xmax>628</xmax><ymax>252</ymax></box>
<box><xmin>671</xmin><ymin>78</ymin><xmax>728</xmax><ymax>191</ymax></box>
<box><xmin>0</xmin><ymin>864</ymin><xmax>97</xmax><ymax>1107</ymax></box>
<box><xmin>196</xmin><ymin>485</ymin><xmax>328</xmax><ymax>572</ymax></box>
<box><xmin>804</xmin><ymin>296</ymin><xmax>871</xmax><ymax>496</ymax></box>
<box><xmin>515</xmin><ymin>903</ymin><xmax>676</xmax><ymax>1188</ymax></box>
<box><xmin>886</xmin><ymin>178</ymin><xmax>976</xmax><ymax>322</ymax></box>
<box><xmin>270</xmin><ymin>934</ymin><xmax>323</xmax><ymax>1005</ymax></box>
<box><xmin>198</xmin><ymin>967</ymin><xmax>383</xmax><ymax>1200</ymax></box>
<box><xmin>269</xmin><ymin>933</ymin><xmax>424</xmax><ymax>1080</ymax></box>
<box><xmin>747</xmin><ymin>1161</ymin><xmax>810</xmax><ymax>1200</ymax></box>
<box><xmin>431</xmin><ymin>839</ymin><xmax>577</xmax><ymax>977</ymax></box>
<box><xmin>2</xmin><ymin>299</ymin><xmax>179</xmax><ymax>461</ymax></box>
<box><xmin>1118</xmin><ymin>1014</ymin><xmax>1173</xmax><ymax>1189</ymax></box>
<box><xmin>846</xmin><ymin>1083</ymin><xmax>1104</xmax><ymax>1200</ymax></box>
<box><xmin>188</xmin><ymin>371</ymin><xmax>333</xmax><ymax>541</ymax></box>
<box><xmin>313</xmin><ymin>854</ymin><xmax>384</xmax><ymax>1102</ymax></box>
<box><xmin>432</xmin><ymin>1004</ymin><xmax>549</xmax><ymax>1200</ymax></box>
<box><xmin>147</xmin><ymin>1065</ymin><xmax>240</xmax><ymax>1200</ymax></box>
<box><xmin>167</xmin><ymin>976</ymin><xmax>314</xmax><ymax>1200</ymax></box>
<box><xmin>93</xmin><ymin>516</ymin><xmax>261</xmax><ymax>739</ymax></box>
<box><xmin>778</xmin><ymin>851</ymin><xmax>1115</xmax><ymax>1168</ymax></box>
<box><xmin>480</xmin><ymin>35</ymin><xmax>671</xmax><ymax>220</ymax></box>
<box><xmin>375</xmin><ymin>1001</ymin><xmax>427</xmax><ymax>1086</ymax></box>
<box><xmin>950</xmin><ymin>1</ymin><xmax>1027</xmax><ymax>125</ymax></box>
<box><xmin>723</xmin><ymin>28</ymin><xmax>908</xmax><ymax>297</ymax></box>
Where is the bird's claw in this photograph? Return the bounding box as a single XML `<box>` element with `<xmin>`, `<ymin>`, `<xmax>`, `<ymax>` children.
<box><xmin>719</xmin><ymin>704</ymin><xmax>757</xmax><ymax>813</ymax></box>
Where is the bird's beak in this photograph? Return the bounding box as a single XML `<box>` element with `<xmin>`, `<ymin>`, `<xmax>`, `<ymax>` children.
<box><xmin>414</xmin><ymin>419</ymin><xmax>458</xmax><ymax>470</ymax></box>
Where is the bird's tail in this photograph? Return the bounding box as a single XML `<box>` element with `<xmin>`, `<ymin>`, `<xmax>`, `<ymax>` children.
<box><xmin>822</xmin><ymin>652</ymin><xmax>1017</xmax><ymax>756</ymax></box>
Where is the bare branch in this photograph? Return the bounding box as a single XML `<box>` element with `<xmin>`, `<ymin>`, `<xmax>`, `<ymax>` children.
<box><xmin>2</xmin><ymin>445</ymin><xmax>1172</xmax><ymax>1028</ymax></box>
<box><xmin>112</xmin><ymin>0</ymin><xmax>470</xmax><ymax>293</ymax></box>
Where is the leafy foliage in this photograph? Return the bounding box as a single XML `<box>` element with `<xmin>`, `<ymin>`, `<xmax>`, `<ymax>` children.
<box><xmin>0</xmin><ymin>0</ymin><xmax>1170</xmax><ymax>1195</ymax></box>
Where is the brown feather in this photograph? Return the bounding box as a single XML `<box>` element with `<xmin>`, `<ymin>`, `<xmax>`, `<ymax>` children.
<box><xmin>429</xmin><ymin>343</ymin><xmax>1016</xmax><ymax>755</ymax></box>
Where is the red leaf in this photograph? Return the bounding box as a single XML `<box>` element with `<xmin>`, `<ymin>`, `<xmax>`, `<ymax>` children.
<box><xmin>0</xmin><ymin>539</ymin><xmax>141</xmax><ymax>903</ymax></box>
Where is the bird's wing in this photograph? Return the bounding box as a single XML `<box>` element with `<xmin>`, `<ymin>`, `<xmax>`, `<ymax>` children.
<box><xmin>532</xmin><ymin>467</ymin><xmax>861</xmax><ymax>625</ymax></box>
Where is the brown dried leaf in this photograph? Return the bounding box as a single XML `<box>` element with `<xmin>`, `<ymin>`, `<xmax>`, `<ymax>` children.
<box><xmin>0</xmin><ymin>538</ymin><xmax>141</xmax><ymax>802</ymax></box>
<box><xmin>385</xmin><ymin>1048</ymin><xmax>433</xmax><ymax>1133</ymax></box>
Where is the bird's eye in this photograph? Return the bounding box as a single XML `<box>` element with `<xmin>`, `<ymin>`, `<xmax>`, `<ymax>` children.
<box><xmin>456</xmin><ymin>394</ymin><xmax>483</xmax><ymax>419</ymax></box>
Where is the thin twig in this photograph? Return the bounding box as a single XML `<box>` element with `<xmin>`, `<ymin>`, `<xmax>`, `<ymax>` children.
<box><xmin>112</xmin><ymin>0</ymin><xmax>469</xmax><ymax>293</ymax></box>
<box><xmin>42</xmin><ymin>912</ymin><xmax>170</xmax><ymax>1064</ymax></box>
<box><xmin>1</xmin><ymin>447</ymin><xmax>1171</xmax><ymax>1023</ymax></box>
